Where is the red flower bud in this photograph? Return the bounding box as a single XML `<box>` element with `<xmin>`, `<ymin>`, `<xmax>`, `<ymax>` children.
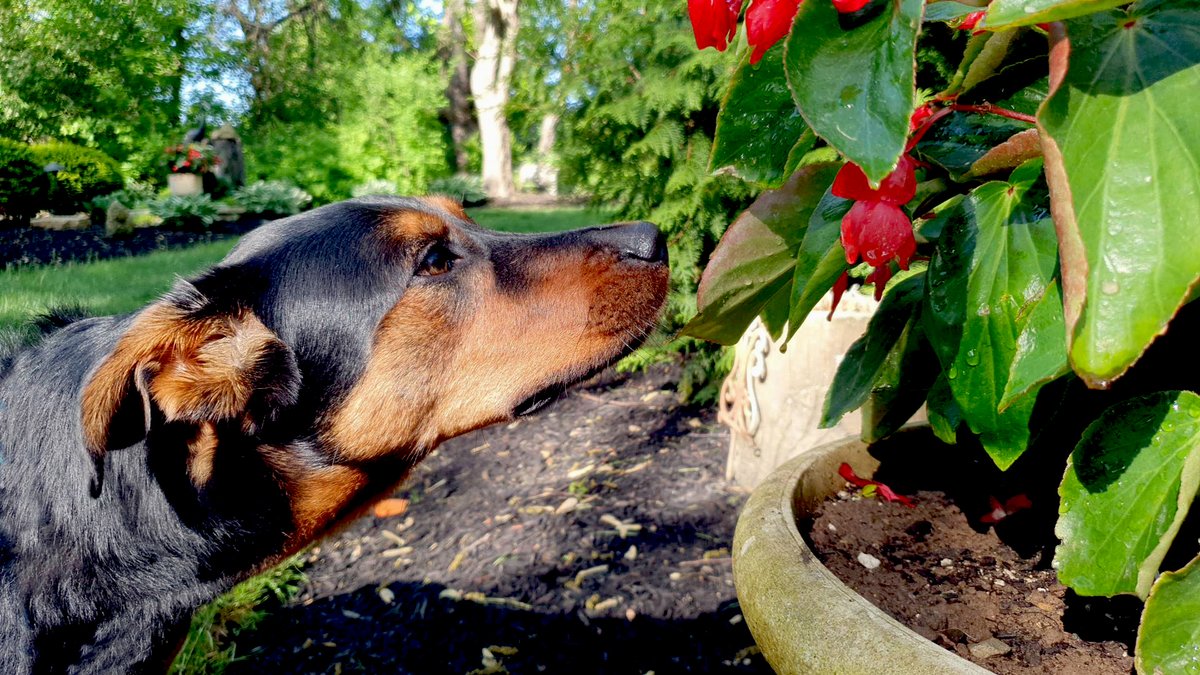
<box><xmin>832</xmin><ymin>155</ymin><xmax>917</xmax><ymax>205</ymax></box>
<box><xmin>831</xmin><ymin>0</ymin><xmax>869</xmax><ymax>13</ymax></box>
<box><xmin>958</xmin><ymin>10</ymin><xmax>985</xmax><ymax>33</ymax></box>
<box><xmin>841</xmin><ymin>200</ymin><xmax>916</xmax><ymax>270</ymax></box>
<box><xmin>746</xmin><ymin>0</ymin><xmax>801</xmax><ymax>65</ymax></box>
<box><xmin>689</xmin><ymin>0</ymin><xmax>742</xmax><ymax>52</ymax></box>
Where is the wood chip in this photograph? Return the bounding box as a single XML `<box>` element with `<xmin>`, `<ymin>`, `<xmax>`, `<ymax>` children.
<box><xmin>599</xmin><ymin>514</ymin><xmax>642</xmax><ymax>538</ymax></box>
<box><xmin>373</xmin><ymin>498</ymin><xmax>410</xmax><ymax>518</ymax></box>
<box><xmin>968</xmin><ymin>638</ymin><xmax>1012</xmax><ymax>660</ymax></box>
<box><xmin>381</xmin><ymin>530</ymin><xmax>406</xmax><ymax>546</ymax></box>
<box><xmin>377</xmin><ymin>586</ymin><xmax>395</xmax><ymax>604</ymax></box>
<box><xmin>555</xmin><ymin>497</ymin><xmax>579</xmax><ymax>515</ymax></box>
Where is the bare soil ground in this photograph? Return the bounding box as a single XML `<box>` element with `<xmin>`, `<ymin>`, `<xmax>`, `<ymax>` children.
<box><xmin>230</xmin><ymin>365</ymin><xmax>771</xmax><ymax>674</ymax></box>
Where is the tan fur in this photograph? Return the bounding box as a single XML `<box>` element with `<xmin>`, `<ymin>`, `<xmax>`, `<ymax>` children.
<box><xmin>421</xmin><ymin>195</ymin><xmax>470</xmax><ymax>220</ymax></box>
<box><xmin>187</xmin><ymin>422</ymin><xmax>219</xmax><ymax>487</ymax></box>
<box><xmin>81</xmin><ymin>304</ymin><xmax>287</xmax><ymax>454</ymax></box>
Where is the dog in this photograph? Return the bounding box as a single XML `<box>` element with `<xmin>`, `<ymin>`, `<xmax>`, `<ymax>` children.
<box><xmin>0</xmin><ymin>196</ymin><xmax>668</xmax><ymax>673</ymax></box>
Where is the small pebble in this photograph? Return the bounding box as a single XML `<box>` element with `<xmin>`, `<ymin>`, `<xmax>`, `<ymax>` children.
<box><xmin>857</xmin><ymin>552</ymin><xmax>881</xmax><ymax>570</ymax></box>
<box><xmin>940</xmin><ymin>558</ymin><xmax>953</xmax><ymax>567</ymax></box>
<box><xmin>968</xmin><ymin>637</ymin><xmax>1012</xmax><ymax>660</ymax></box>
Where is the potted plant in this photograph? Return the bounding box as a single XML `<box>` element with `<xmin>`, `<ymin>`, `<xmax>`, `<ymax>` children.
<box><xmin>682</xmin><ymin>0</ymin><xmax>1199</xmax><ymax>672</ymax></box>
<box><xmin>165</xmin><ymin>143</ymin><xmax>219</xmax><ymax>196</ymax></box>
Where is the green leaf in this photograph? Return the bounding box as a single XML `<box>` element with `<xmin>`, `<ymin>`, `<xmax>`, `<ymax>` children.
<box><xmin>862</xmin><ymin>311</ymin><xmax>941</xmax><ymax>443</ymax></box>
<box><xmin>926</xmin><ymin>372</ymin><xmax>963</xmax><ymax>444</ymax></box>
<box><xmin>760</xmin><ymin>280</ymin><xmax>793</xmax><ymax>341</ymax></box>
<box><xmin>821</xmin><ymin>273</ymin><xmax>925</xmax><ymax>428</ymax></box>
<box><xmin>783</xmin><ymin>0</ymin><xmax>923</xmax><ymax>183</ymax></box>
<box><xmin>924</xmin><ymin>1</ymin><xmax>983</xmax><ymax>23</ymax></box>
<box><xmin>1055</xmin><ymin>391</ymin><xmax>1200</xmax><ymax>598</ymax></box>
<box><xmin>1038</xmin><ymin>3</ymin><xmax>1200</xmax><ymax>386</ymax></box>
<box><xmin>1137</xmin><ymin>555</ymin><xmax>1200</xmax><ymax>675</ymax></box>
<box><xmin>914</xmin><ymin>111</ymin><xmax>1033</xmax><ymax>180</ymax></box>
<box><xmin>786</xmin><ymin>187</ymin><xmax>853</xmax><ymax>340</ymax></box>
<box><xmin>987</xmin><ymin>0</ymin><xmax>1128</xmax><ymax>28</ymax></box>
<box><xmin>683</xmin><ymin>163</ymin><xmax>840</xmax><ymax>344</ymax></box>
<box><xmin>711</xmin><ymin>45</ymin><xmax>815</xmax><ymax>186</ymax></box>
<box><xmin>924</xmin><ymin>169</ymin><xmax>1058</xmax><ymax>469</ymax></box>
<box><xmin>1000</xmin><ymin>278</ymin><xmax>1070</xmax><ymax>410</ymax></box>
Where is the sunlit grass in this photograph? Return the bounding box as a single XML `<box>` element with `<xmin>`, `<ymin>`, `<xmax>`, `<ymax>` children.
<box><xmin>467</xmin><ymin>205</ymin><xmax>615</xmax><ymax>233</ymax></box>
<box><xmin>0</xmin><ymin>240</ymin><xmax>237</xmax><ymax>331</ymax></box>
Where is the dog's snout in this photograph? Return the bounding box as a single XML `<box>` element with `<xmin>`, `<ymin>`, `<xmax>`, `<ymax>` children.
<box><xmin>588</xmin><ymin>221</ymin><xmax>667</xmax><ymax>263</ymax></box>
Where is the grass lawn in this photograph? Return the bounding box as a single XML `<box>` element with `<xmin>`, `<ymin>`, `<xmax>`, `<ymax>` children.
<box><xmin>467</xmin><ymin>205</ymin><xmax>615</xmax><ymax>233</ymax></box>
<box><xmin>0</xmin><ymin>204</ymin><xmax>600</xmax><ymax>672</ymax></box>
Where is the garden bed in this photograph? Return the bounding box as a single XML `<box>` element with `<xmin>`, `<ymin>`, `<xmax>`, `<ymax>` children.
<box><xmin>226</xmin><ymin>365</ymin><xmax>770</xmax><ymax>674</ymax></box>
<box><xmin>0</xmin><ymin>217</ymin><xmax>265</xmax><ymax>269</ymax></box>
<box><xmin>808</xmin><ymin>456</ymin><xmax>1139</xmax><ymax>674</ymax></box>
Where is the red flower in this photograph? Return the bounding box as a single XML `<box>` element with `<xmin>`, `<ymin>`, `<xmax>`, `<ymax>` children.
<box><xmin>832</xmin><ymin>155</ymin><xmax>917</xmax><ymax>205</ymax></box>
<box><xmin>831</xmin><ymin>156</ymin><xmax>918</xmax><ymax>298</ymax></box>
<box><xmin>746</xmin><ymin>0</ymin><xmax>801</xmax><ymax>64</ymax></box>
<box><xmin>689</xmin><ymin>0</ymin><xmax>742</xmax><ymax>51</ymax></box>
<box><xmin>841</xmin><ymin>201</ymin><xmax>916</xmax><ymax>270</ymax></box>
<box><xmin>838</xmin><ymin>463</ymin><xmax>915</xmax><ymax>507</ymax></box>
<box><xmin>958</xmin><ymin>10</ymin><xmax>985</xmax><ymax>33</ymax></box>
<box><xmin>827</xmin><ymin>270</ymin><xmax>850</xmax><ymax>320</ymax></box>
<box><xmin>831</xmin><ymin>0</ymin><xmax>869</xmax><ymax>13</ymax></box>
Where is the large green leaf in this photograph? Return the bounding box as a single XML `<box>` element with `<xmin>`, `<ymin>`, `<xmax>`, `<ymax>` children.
<box><xmin>683</xmin><ymin>163</ymin><xmax>840</xmax><ymax>344</ymax></box>
<box><xmin>924</xmin><ymin>165</ymin><xmax>1058</xmax><ymax>469</ymax></box>
<box><xmin>1056</xmin><ymin>391</ymin><xmax>1200</xmax><ymax>598</ymax></box>
<box><xmin>999</xmin><ymin>278</ymin><xmax>1070</xmax><ymax>410</ymax></box>
<box><xmin>783</xmin><ymin>0</ymin><xmax>923</xmax><ymax>183</ymax></box>
<box><xmin>1038</xmin><ymin>2</ymin><xmax>1200</xmax><ymax>386</ymax></box>
<box><xmin>786</xmin><ymin>187</ymin><xmax>853</xmax><ymax>341</ymax></box>
<box><xmin>1137</xmin><ymin>555</ymin><xmax>1200</xmax><ymax>675</ymax></box>
<box><xmin>821</xmin><ymin>274</ymin><xmax>925</xmax><ymax>428</ymax></box>
<box><xmin>711</xmin><ymin>45</ymin><xmax>815</xmax><ymax>186</ymax></box>
<box><xmin>987</xmin><ymin>0</ymin><xmax>1128</xmax><ymax>28</ymax></box>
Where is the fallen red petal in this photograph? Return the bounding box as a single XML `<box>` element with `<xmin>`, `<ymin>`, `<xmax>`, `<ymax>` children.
<box><xmin>837</xmin><ymin>463</ymin><xmax>915</xmax><ymax>507</ymax></box>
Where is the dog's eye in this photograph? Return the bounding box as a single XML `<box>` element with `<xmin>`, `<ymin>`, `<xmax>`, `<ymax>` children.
<box><xmin>416</xmin><ymin>243</ymin><xmax>457</xmax><ymax>276</ymax></box>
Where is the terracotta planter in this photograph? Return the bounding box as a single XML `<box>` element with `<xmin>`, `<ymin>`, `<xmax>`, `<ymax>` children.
<box><xmin>732</xmin><ymin>428</ymin><xmax>989</xmax><ymax>674</ymax></box>
<box><xmin>168</xmin><ymin>172</ymin><xmax>203</xmax><ymax>197</ymax></box>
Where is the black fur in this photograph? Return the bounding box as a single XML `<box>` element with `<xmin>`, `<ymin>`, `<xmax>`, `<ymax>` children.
<box><xmin>0</xmin><ymin>197</ymin><xmax>667</xmax><ymax>673</ymax></box>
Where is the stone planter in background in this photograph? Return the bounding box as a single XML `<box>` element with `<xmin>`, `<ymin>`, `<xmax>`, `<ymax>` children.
<box><xmin>168</xmin><ymin>172</ymin><xmax>203</xmax><ymax>197</ymax></box>
<box><xmin>720</xmin><ymin>290</ymin><xmax>879</xmax><ymax>488</ymax></box>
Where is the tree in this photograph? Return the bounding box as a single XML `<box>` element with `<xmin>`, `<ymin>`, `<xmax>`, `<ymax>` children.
<box><xmin>470</xmin><ymin>0</ymin><xmax>519</xmax><ymax>199</ymax></box>
<box><xmin>439</xmin><ymin>0</ymin><xmax>475</xmax><ymax>173</ymax></box>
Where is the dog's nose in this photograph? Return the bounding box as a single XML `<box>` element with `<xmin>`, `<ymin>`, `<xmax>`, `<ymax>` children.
<box><xmin>589</xmin><ymin>221</ymin><xmax>668</xmax><ymax>263</ymax></box>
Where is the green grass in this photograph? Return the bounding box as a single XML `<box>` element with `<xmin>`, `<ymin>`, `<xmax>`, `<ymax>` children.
<box><xmin>0</xmin><ymin>240</ymin><xmax>237</xmax><ymax>331</ymax></box>
<box><xmin>169</xmin><ymin>554</ymin><xmax>307</xmax><ymax>675</ymax></box>
<box><xmin>467</xmin><ymin>205</ymin><xmax>615</xmax><ymax>233</ymax></box>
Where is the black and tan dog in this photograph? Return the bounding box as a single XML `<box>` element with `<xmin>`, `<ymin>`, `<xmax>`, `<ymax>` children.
<box><xmin>0</xmin><ymin>196</ymin><xmax>668</xmax><ymax>673</ymax></box>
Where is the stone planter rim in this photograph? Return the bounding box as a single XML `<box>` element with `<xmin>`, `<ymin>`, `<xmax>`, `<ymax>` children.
<box><xmin>731</xmin><ymin>427</ymin><xmax>990</xmax><ymax>674</ymax></box>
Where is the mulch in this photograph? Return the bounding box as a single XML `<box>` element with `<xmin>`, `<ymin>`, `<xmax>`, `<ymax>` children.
<box><xmin>0</xmin><ymin>218</ymin><xmax>264</xmax><ymax>269</ymax></box>
<box><xmin>229</xmin><ymin>365</ymin><xmax>772</xmax><ymax>674</ymax></box>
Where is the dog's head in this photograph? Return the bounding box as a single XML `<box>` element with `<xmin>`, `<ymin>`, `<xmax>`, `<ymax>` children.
<box><xmin>79</xmin><ymin>196</ymin><xmax>668</xmax><ymax>494</ymax></box>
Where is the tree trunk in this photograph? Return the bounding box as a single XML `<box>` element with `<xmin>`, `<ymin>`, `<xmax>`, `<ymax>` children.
<box><xmin>470</xmin><ymin>0</ymin><xmax>519</xmax><ymax>200</ymax></box>
<box><xmin>440</xmin><ymin>0</ymin><xmax>474</xmax><ymax>173</ymax></box>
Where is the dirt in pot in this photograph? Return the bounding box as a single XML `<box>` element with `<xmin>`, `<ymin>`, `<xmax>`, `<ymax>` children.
<box><xmin>809</xmin><ymin>489</ymin><xmax>1135</xmax><ymax>674</ymax></box>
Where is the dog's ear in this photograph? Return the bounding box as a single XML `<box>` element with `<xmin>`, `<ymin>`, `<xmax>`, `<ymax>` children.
<box><xmin>81</xmin><ymin>284</ymin><xmax>300</xmax><ymax>489</ymax></box>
